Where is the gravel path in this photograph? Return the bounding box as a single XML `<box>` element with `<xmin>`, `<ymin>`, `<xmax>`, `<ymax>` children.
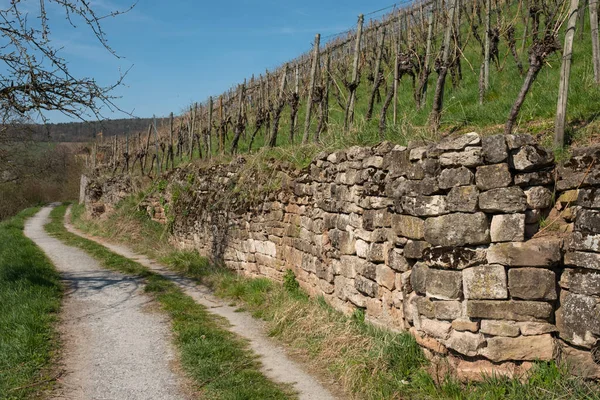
<box><xmin>64</xmin><ymin>207</ymin><xmax>339</xmax><ymax>400</ymax></box>
<box><xmin>24</xmin><ymin>206</ymin><xmax>187</xmax><ymax>400</ymax></box>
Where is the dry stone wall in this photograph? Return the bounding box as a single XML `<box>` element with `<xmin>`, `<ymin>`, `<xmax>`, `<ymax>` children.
<box><xmin>85</xmin><ymin>133</ymin><xmax>600</xmax><ymax>380</ymax></box>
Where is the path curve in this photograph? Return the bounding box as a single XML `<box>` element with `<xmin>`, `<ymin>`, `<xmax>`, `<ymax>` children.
<box><xmin>64</xmin><ymin>207</ymin><xmax>339</xmax><ymax>400</ymax></box>
<box><xmin>25</xmin><ymin>206</ymin><xmax>187</xmax><ymax>400</ymax></box>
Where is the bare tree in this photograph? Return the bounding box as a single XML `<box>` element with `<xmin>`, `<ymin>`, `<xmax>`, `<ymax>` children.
<box><xmin>0</xmin><ymin>0</ymin><xmax>134</xmax><ymax>129</ymax></box>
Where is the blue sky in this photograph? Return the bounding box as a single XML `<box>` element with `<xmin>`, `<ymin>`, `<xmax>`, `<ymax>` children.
<box><xmin>44</xmin><ymin>0</ymin><xmax>398</xmax><ymax>122</ymax></box>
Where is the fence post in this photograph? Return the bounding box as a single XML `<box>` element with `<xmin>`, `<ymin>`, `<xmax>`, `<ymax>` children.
<box><xmin>302</xmin><ymin>33</ymin><xmax>321</xmax><ymax>144</ymax></box>
<box><xmin>344</xmin><ymin>14</ymin><xmax>364</xmax><ymax>132</ymax></box>
<box><xmin>555</xmin><ymin>0</ymin><xmax>581</xmax><ymax>148</ymax></box>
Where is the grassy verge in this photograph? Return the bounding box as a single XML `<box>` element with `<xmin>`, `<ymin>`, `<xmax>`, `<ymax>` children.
<box><xmin>0</xmin><ymin>208</ymin><xmax>62</xmax><ymax>399</ymax></box>
<box><xmin>47</xmin><ymin>204</ymin><xmax>294</xmax><ymax>399</ymax></box>
<box><xmin>70</xmin><ymin>200</ymin><xmax>600</xmax><ymax>400</ymax></box>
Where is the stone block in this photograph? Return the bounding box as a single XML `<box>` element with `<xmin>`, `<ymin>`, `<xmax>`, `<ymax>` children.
<box><xmin>490</xmin><ymin>214</ymin><xmax>525</xmax><ymax>242</ymax></box>
<box><xmin>355</xmin><ymin>275</ymin><xmax>378</xmax><ymax>298</ymax></box>
<box><xmin>480</xmin><ymin>334</ymin><xmax>555</xmax><ymax>362</ymax></box>
<box><xmin>467</xmin><ymin>300</ymin><xmax>553</xmax><ymax>321</ymax></box>
<box><xmin>568</xmin><ymin>232</ymin><xmax>600</xmax><ymax>252</ymax></box>
<box><xmin>423</xmin><ymin>247</ymin><xmax>487</xmax><ymax>270</ymax></box>
<box><xmin>424</xmin><ymin>212</ymin><xmax>490</xmax><ymax>247</ymax></box>
<box><xmin>482</xmin><ymin>134</ymin><xmax>508</xmax><ymax>163</ymax></box>
<box><xmin>514</xmin><ymin>169</ymin><xmax>555</xmax><ymax>186</ymax></box>
<box><xmin>524</xmin><ymin>186</ymin><xmax>553</xmax><ymax>209</ymax></box>
<box><xmin>452</xmin><ymin>319</ymin><xmax>480</xmax><ymax>332</ymax></box>
<box><xmin>479</xmin><ymin>187</ymin><xmax>527</xmax><ymax>213</ymax></box>
<box><xmin>564</xmin><ymin>251</ymin><xmax>600</xmax><ymax>271</ymax></box>
<box><xmin>506</xmin><ymin>133</ymin><xmax>535</xmax><ymax>149</ymax></box>
<box><xmin>401</xmin><ymin>196</ymin><xmax>448</xmax><ymax>217</ymax></box>
<box><xmin>376</xmin><ymin>264</ymin><xmax>396</xmax><ymax>290</ymax></box>
<box><xmin>561</xmin><ymin>268</ymin><xmax>600</xmax><ymax>296</ymax></box>
<box><xmin>463</xmin><ymin>265</ymin><xmax>508</xmax><ymax>299</ymax></box>
<box><xmin>575</xmin><ymin>209</ymin><xmax>600</xmax><ymax>234</ymax></box>
<box><xmin>508</xmin><ymin>268</ymin><xmax>556</xmax><ymax>300</ymax></box>
<box><xmin>486</xmin><ymin>238</ymin><xmax>562</xmax><ymax>266</ymax></box>
<box><xmin>355</xmin><ymin>239</ymin><xmax>369</xmax><ymax>259</ymax></box>
<box><xmin>517</xmin><ymin>322</ymin><xmax>557</xmax><ymax>336</ymax></box>
<box><xmin>455</xmin><ymin>359</ymin><xmax>521</xmax><ymax>382</ymax></box>
<box><xmin>445</xmin><ymin>330</ymin><xmax>485</xmax><ymax>357</ymax></box>
<box><xmin>510</xmin><ymin>145</ymin><xmax>554</xmax><ymax>171</ymax></box>
<box><xmin>447</xmin><ymin>185</ymin><xmax>479</xmax><ymax>213</ymax></box>
<box><xmin>558</xmin><ymin>343</ymin><xmax>600</xmax><ymax>379</ymax></box>
<box><xmin>409</xmin><ymin>327</ymin><xmax>448</xmax><ymax>354</ymax></box>
<box><xmin>426</xmin><ymin>269</ymin><xmax>463</xmax><ymax>300</ymax></box>
<box><xmin>421</xmin><ymin>318</ymin><xmax>452</xmax><ymax>340</ymax></box>
<box><xmin>355</xmin><ymin>260</ymin><xmax>377</xmax><ymax>280</ymax></box>
<box><xmin>578</xmin><ymin>188</ymin><xmax>600</xmax><ymax>209</ymax></box>
<box><xmin>433</xmin><ymin>300</ymin><xmax>462</xmax><ymax>320</ymax></box>
<box><xmin>476</xmin><ymin>163</ymin><xmax>512</xmax><ymax>190</ymax></box>
<box><xmin>387</xmin><ymin>248</ymin><xmax>410</xmax><ymax>272</ymax></box>
<box><xmin>438</xmin><ymin>166</ymin><xmax>474</xmax><ymax>189</ymax></box>
<box><xmin>436</xmin><ymin>132</ymin><xmax>481</xmax><ymax>151</ymax></box>
<box><xmin>328</xmin><ymin>229</ymin><xmax>356</xmax><ymax>255</ymax></box>
<box><xmin>439</xmin><ymin>147</ymin><xmax>484</xmax><ymax>167</ymax></box>
<box><xmin>391</xmin><ymin>214</ymin><xmax>424</xmax><ymax>239</ymax></box>
<box><xmin>480</xmin><ymin>320</ymin><xmax>520</xmax><ymax>337</ymax></box>
<box><xmin>404</xmin><ymin>240</ymin><xmax>431</xmax><ymax>259</ymax></box>
<box><xmin>363</xmin><ymin>209</ymin><xmax>392</xmax><ymax>229</ymax></box>
<box><xmin>556</xmin><ymin>291</ymin><xmax>600</xmax><ymax>348</ymax></box>
<box><xmin>411</xmin><ymin>262</ymin><xmax>429</xmax><ymax>294</ymax></box>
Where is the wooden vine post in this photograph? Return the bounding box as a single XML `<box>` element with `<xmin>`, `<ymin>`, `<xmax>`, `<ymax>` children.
<box><xmin>419</xmin><ymin>4</ymin><xmax>435</xmax><ymax>109</ymax></box>
<box><xmin>207</xmin><ymin>96</ymin><xmax>213</xmax><ymax>158</ymax></box>
<box><xmin>366</xmin><ymin>27</ymin><xmax>386</xmax><ymax>121</ymax></box>
<box><xmin>555</xmin><ymin>0</ymin><xmax>581</xmax><ymax>148</ymax></box>
<box><xmin>591</xmin><ymin>0</ymin><xmax>600</xmax><ymax>83</ymax></box>
<box><xmin>153</xmin><ymin>116</ymin><xmax>160</xmax><ymax>176</ymax></box>
<box><xmin>219</xmin><ymin>95</ymin><xmax>224</xmax><ymax>155</ymax></box>
<box><xmin>268</xmin><ymin>64</ymin><xmax>288</xmax><ymax>147</ymax></box>
<box><xmin>482</xmin><ymin>0</ymin><xmax>491</xmax><ymax>104</ymax></box>
<box><xmin>169</xmin><ymin>112</ymin><xmax>174</xmax><ymax>169</ymax></box>
<box><xmin>429</xmin><ymin>0</ymin><xmax>458</xmax><ymax>130</ymax></box>
<box><xmin>302</xmin><ymin>33</ymin><xmax>320</xmax><ymax>144</ymax></box>
<box><xmin>316</xmin><ymin>50</ymin><xmax>330</xmax><ymax>141</ymax></box>
<box><xmin>344</xmin><ymin>14</ymin><xmax>364</xmax><ymax>132</ymax></box>
<box><xmin>230</xmin><ymin>82</ymin><xmax>246</xmax><ymax>154</ymax></box>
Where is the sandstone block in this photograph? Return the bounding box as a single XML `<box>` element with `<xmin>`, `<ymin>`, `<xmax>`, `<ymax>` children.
<box><xmin>355</xmin><ymin>275</ymin><xmax>378</xmax><ymax>298</ymax></box>
<box><xmin>506</xmin><ymin>133</ymin><xmax>535</xmax><ymax>149</ymax></box>
<box><xmin>467</xmin><ymin>300</ymin><xmax>553</xmax><ymax>321</ymax></box>
<box><xmin>510</xmin><ymin>145</ymin><xmax>554</xmax><ymax>171</ymax></box>
<box><xmin>476</xmin><ymin>163</ymin><xmax>512</xmax><ymax>190</ymax></box>
<box><xmin>486</xmin><ymin>238</ymin><xmax>562</xmax><ymax>266</ymax></box>
<box><xmin>439</xmin><ymin>147</ymin><xmax>484</xmax><ymax>167</ymax></box>
<box><xmin>436</xmin><ymin>132</ymin><xmax>481</xmax><ymax>151</ymax></box>
<box><xmin>401</xmin><ymin>195</ymin><xmax>448</xmax><ymax>217</ymax></box>
<box><xmin>482</xmin><ymin>134</ymin><xmax>508</xmax><ymax>163</ymax></box>
<box><xmin>409</xmin><ymin>327</ymin><xmax>448</xmax><ymax>354</ymax></box>
<box><xmin>558</xmin><ymin>343</ymin><xmax>600</xmax><ymax>379</ymax></box>
<box><xmin>376</xmin><ymin>264</ymin><xmax>396</xmax><ymax>290</ymax></box>
<box><xmin>421</xmin><ymin>318</ymin><xmax>452</xmax><ymax>340</ymax></box>
<box><xmin>452</xmin><ymin>319</ymin><xmax>480</xmax><ymax>332</ymax></box>
<box><xmin>517</xmin><ymin>322</ymin><xmax>558</xmax><ymax>336</ymax></box>
<box><xmin>433</xmin><ymin>300</ymin><xmax>462</xmax><ymax>320</ymax></box>
<box><xmin>560</xmin><ymin>268</ymin><xmax>600</xmax><ymax>296</ymax></box>
<box><xmin>480</xmin><ymin>334</ymin><xmax>555</xmax><ymax>362</ymax></box>
<box><xmin>328</xmin><ymin>229</ymin><xmax>356</xmax><ymax>255</ymax></box>
<box><xmin>392</xmin><ymin>214</ymin><xmax>424</xmax><ymax>239</ymax></box>
<box><xmin>445</xmin><ymin>330</ymin><xmax>485</xmax><ymax>357</ymax></box>
<box><xmin>508</xmin><ymin>268</ymin><xmax>556</xmax><ymax>300</ymax></box>
<box><xmin>438</xmin><ymin>166</ymin><xmax>474</xmax><ymax>189</ymax></box>
<box><xmin>479</xmin><ymin>187</ymin><xmax>527</xmax><ymax>213</ymax></box>
<box><xmin>363</xmin><ymin>209</ymin><xmax>392</xmax><ymax>229</ymax></box>
<box><xmin>564</xmin><ymin>251</ymin><xmax>600</xmax><ymax>271</ymax></box>
<box><xmin>463</xmin><ymin>265</ymin><xmax>508</xmax><ymax>299</ymax></box>
<box><xmin>423</xmin><ymin>247</ymin><xmax>487</xmax><ymax>270</ymax></box>
<box><xmin>426</xmin><ymin>269</ymin><xmax>463</xmax><ymax>300</ymax></box>
<box><xmin>411</xmin><ymin>262</ymin><xmax>429</xmax><ymax>294</ymax></box>
<box><xmin>514</xmin><ymin>169</ymin><xmax>555</xmax><ymax>186</ymax></box>
<box><xmin>575</xmin><ymin>209</ymin><xmax>600</xmax><ymax>234</ymax></box>
<box><xmin>447</xmin><ymin>185</ymin><xmax>479</xmax><ymax>212</ymax></box>
<box><xmin>403</xmin><ymin>240</ymin><xmax>431</xmax><ymax>259</ymax></box>
<box><xmin>480</xmin><ymin>320</ymin><xmax>520</xmax><ymax>337</ymax></box>
<box><xmin>387</xmin><ymin>248</ymin><xmax>410</xmax><ymax>272</ymax></box>
<box><xmin>568</xmin><ymin>232</ymin><xmax>600</xmax><ymax>252</ymax></box>
<box><xmin>524</xmin><ymin>186</ymin><xmax>553</xmax><ymax>209</ymax></box>
<box><xmin>556</xmin><ymin>291</ymin><xmax>600</xmax><ymax>348</ymax></box>
<box><xmin>424</xmin><ymin>212</ymin><xmax>490</xmax><ymax>246</ymax></box>
<box><xmin>490</xmin><ymin>214</ymin><xmax>525</xmax><ymax>242</ymax></box>
<box><xmin>455</xmin><ymin>359</ymin><xmax>520</xmax><ymax>382</ymax></box>
<box><xmin>578</xmin><ymin>188</ymin><xmax>600</xmax><ymax>208</ymax></box>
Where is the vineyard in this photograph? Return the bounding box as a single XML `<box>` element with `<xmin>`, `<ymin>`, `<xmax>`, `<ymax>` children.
<box><xmin>90</xmin><ymin>0</ymin><xmax>600</xmax><ymax>175</ymax></box>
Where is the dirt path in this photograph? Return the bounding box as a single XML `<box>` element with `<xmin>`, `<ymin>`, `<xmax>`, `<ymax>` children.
<box><xmin>64</xmin><ymin>207</ymin><xmax>339</xmax><ymax>400</ymax></box>
<box><xmin>24</xmin><ymin>206</ymin><xmax>187</xmax><ymax>400</ymax></box>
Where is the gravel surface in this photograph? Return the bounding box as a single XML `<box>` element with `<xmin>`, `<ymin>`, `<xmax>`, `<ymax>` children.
<box><xmin>25</xmin><ymin>206</ymin><xmax>186</xmax><ymax>400</ymax></box>
<box><xmin>64</xmin><ymin>207</ymin><xmax>339</xmax><ymax>400</ymax></box>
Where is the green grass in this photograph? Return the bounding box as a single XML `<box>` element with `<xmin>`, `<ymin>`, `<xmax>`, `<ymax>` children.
<box><xmin>46</xmin><ymin>204</ymin><xmax>295</xmax><ymax>399</ymax></box>
<box><xmin>70</xmin><ymin>198</ymin><xmax>600</xmax><ymax>400</ymax></box>
<box><xmin>0</xmin><ymin>207</ymin><xmax>62</xmax><ymax>399</ymax></box>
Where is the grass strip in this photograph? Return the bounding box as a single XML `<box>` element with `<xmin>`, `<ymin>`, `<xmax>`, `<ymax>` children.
<box><xmin>0</xmin><ymin>208</ymin><xmax>62</xmax><ymax>400</ymax></box>
<box><xmin>70</xmin><ymin>200</ymin><xmax>600</xmax><ymax>400</ymax></box>
<box><xmin>46</xmin><ymin>204</ymin><xmax>294</xmax><ymax>400</ymax></box>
